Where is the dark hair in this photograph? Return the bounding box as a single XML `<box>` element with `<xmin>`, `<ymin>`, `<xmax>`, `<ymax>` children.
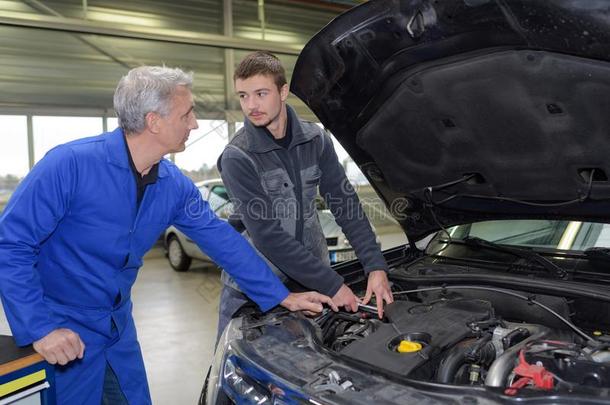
<box><xmin>234</xmin><ymin>51</ymin><xmax>287</xmax><ymax>89</ymax></box>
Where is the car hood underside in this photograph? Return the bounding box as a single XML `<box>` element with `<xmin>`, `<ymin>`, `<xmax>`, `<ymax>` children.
<box><xmin>291</xmin><ymin>0</ymin><xmax>610</xmax><ymax>240</ymax></box>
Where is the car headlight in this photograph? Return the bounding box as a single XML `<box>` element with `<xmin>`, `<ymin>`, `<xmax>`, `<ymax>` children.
<box><xmin>223</xmin><ymin>356</ymin><xmax>271</xmax><ymax>404</ymax></box>
<box><xmin>208</xmin><ymin>317</ymin><xmax>313</xmax><ymax>405</ymax></box>
<box><xmin>206</xmin><ymin>318</ymin><xmax>243</xmax><ymax>405</ymax></box>
<box><xmin>207</xmin><ymin>318</ymin><xmax>283</xmax><ymax>405</ymax></box>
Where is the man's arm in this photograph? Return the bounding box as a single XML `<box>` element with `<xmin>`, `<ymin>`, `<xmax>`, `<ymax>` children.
<box><xmin>0</xmin><ymin>147</ymin><xmax>85</xmax><ymax>362</ymax></box>
<box><xmin>318</xmin><ymin>132</ymin><xmax>393</xmax><ymax>317</ymax></box>
<box><xmin>172</xmin><ymin>178</ymin><xmax>337</xmax><ymax>313</ymax></box>
<box><xmin>219</xmin><ymin>150</ymin><xmax>344</xmax><ymax>298</ymax></box>
<box><xmin>318</xmin><ymin>133</ymin><xmax>388</xmax><ymax>274</ymax></box>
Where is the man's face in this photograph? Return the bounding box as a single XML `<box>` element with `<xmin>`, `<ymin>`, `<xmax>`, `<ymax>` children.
<box><xmin>235</xmin><ymin>74</ymin><xmax>288</xmax><ymax>128</ymax></box>
<box><xmin>156</xmin><ymin>86</ymin><xmax>198</xmax><ymax>153</ymax></box>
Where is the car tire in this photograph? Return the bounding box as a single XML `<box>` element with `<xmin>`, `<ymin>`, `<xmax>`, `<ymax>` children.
<box><xmin>167</xmin><ymin>235</ymin><xmax>192</xmax><ymax>272</ymax></box>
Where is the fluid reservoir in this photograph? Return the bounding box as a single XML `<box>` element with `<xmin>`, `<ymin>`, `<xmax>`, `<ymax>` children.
<box><xmin>397</xmin><ymin>340</ymin><xmax>422</xmax><ymax>353</ymax></box>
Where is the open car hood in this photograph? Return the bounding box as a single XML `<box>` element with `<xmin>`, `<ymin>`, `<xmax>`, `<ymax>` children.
<box><xmin>291</xmin><ymin>0</ymin><xmax>610</xmax><ymax>241</ymax></box>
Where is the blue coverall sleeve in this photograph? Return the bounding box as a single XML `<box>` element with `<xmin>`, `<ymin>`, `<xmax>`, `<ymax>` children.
<box><xmin>0</xmin><ymin>147</ymin><xmax>76</xmax><ymax>345</ymax></box>
<box><xmin>172</xmin><ymin>178</ymin><xmax>289</xmax><ymax>311</ymax></box>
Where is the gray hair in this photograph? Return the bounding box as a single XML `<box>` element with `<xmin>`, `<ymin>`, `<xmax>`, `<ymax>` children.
<box><xmin>113</xmin><ymin>66</ymin><xmax>193</xmax><ymax>134</ymax></box>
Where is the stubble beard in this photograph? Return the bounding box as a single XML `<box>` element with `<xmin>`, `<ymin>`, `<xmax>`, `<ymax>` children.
<box><xmin>252</xmin><ymin>108</ymin><xmax>281</xmax><ymax>130</ymax></box>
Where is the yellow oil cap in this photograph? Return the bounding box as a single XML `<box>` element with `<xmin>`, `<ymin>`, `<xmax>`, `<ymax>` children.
<box><xmin>397</xmin><ymin>340</ymin><xmax>422</xmax><ymax>353</ymax></box>
<box><xmin>593</xmin><ymin>331</ymin><xmax>603</xmax><ymax>337</ymax></box>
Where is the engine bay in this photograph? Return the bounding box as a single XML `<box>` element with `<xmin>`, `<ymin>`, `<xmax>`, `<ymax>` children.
<box><xmin>314</xmin><ymin>285</ymin><xmax>610</xmax><ymax>397</ymax></box>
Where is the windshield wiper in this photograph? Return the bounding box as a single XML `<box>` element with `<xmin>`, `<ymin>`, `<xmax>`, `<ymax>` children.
<box><xmin>584</xmin><ymin>247</ymin><xmax>610</xmax><ymax>262</ymax></box>
<box><xmin>439</xmin><ymin>236</ymin><xmax>568</xmax><ymax>279</ymax></box>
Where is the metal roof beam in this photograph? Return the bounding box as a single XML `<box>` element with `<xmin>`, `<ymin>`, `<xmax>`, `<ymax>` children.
<box><xmin>224</xmin><ymin>0</ymin><xmax>238</xmax><ymax>139</ymax></box>
<box><xmin>0</xmin><ymin>10</ymin><xmax>302</xmax><ymax>55</ymax></box>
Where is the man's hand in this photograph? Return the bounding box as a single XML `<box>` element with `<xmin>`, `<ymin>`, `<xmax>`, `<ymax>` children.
<box><xmin>362</xmin><ymin>270</ymin><xmax>393</xmax><ymax>318</ymax></box>
<box><xmin>332</xmin><ymin>284</ymin><xmax>359</xmax><ymax>312</ymax></box>
<box><xmin>33</xmin><ymin>328</ymin><xmax>85</xmax><ymax>366</ymax></box>
<box><xmin>280</xmin><ymin>291</ymin><xmax>338</xmax><ymax>315</ymax></box>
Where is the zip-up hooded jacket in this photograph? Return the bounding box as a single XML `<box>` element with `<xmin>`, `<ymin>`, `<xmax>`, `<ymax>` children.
<box><xmin>218</xmin><ymin>105</ymin><xmax>388</xmax><ymax>297</ymax></box>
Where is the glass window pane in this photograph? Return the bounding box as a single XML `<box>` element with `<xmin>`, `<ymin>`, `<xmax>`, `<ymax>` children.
<box><xmin>0</xmin><ymin>115</ymin><xmax>28</xmax><ymax>208</ymax></box>
<box><xmin>107</xmin><ymin>117</ymin><xmax>119</xmax><ymax>130</ymax></box>
<box><xmin>175</xmin><ymin>120</ymin><xmax>228</xmax><ymax>180</ymax></box>
<box><xmin>210</xmin><ymin>185</ymin><xmax>229</xmax><ymax>200</ymax></box>
<box><xmin>33</xmin><ymin>117</ymin><xmax>104</xmax><ymax>163</ymax></box>
<box><xmin>591</xmin><ymin>224</ymin><xmax>610</xmax><ymax>248</ymax></box>
<box><xmin>467</xmin><ymin>220</ymin><xmax>569</xmax><ymax>246</ymax></box>
<box><xmin>0</xmin><ymin>115</ymin><xmax>28</xmax><ymax>178</ymax></box>
<box><xmin>207</xmin><ymin>191</ymin><xmax>229</xmax><ymax>212</ymax></box>
<box><xmin>448</xmin><ymin>220</ymin><xmax>610</xmax><ymax>251</ymax></box>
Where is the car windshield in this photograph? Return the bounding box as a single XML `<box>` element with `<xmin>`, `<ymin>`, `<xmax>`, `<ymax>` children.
<box><xmin>446</xmin><ymin>220</ymin><xmax>610</xmax><ymax>251</ymax></box>
<box><xmin>201</xmin><ymin>185</ymin><xmax>230</xmax><ymax>213</ymax></box>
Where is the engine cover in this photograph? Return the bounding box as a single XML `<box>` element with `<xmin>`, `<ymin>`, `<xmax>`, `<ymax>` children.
<box><xmin>340</xmin><ymin>299</ymin><xmax>494</xmax><ymax>376</ymax></box>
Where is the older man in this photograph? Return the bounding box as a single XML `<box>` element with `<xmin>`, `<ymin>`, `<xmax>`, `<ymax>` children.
<box><xmin>0</xmin><ymin>66</ymin><xmax>334</xmax><ymax>404</ymax></box>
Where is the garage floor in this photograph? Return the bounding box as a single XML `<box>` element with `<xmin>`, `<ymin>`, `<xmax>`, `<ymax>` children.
<box><xmin>133</xmin><ymin>249</ymin><xmax>221</xmax><ymax>404</ymax></box>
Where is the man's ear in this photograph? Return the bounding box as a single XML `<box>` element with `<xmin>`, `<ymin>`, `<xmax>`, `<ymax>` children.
<box><xmin>145</xmin><ymin>112</ymin><xmax>160</xmax><ymax>133</ymax></box>
<box><xmin>280</xmin><ymin>83</ymin><xmax>289</xmax><ymax>102</ymax></box>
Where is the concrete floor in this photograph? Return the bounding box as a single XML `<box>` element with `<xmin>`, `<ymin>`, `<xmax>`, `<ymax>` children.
<box><xmin>133</xmin><ymin>249</ymin><xmax>220</xmax><ymax>404</ymax></box>
<box><xmin>0</xmin><ymin>230</ymin><xmax>407</xmax><ymax>404</ymax></box>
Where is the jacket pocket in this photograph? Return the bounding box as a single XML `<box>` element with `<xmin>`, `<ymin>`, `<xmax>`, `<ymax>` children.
<box><xmin>262</xmin><ymin>169</ymin><xmax>294</xmax><ymax>198</ymax></box>
<box><xmin>301</xmin><ymin>165</ymin><xmax>321</xmax><ymax>217</ymax></box>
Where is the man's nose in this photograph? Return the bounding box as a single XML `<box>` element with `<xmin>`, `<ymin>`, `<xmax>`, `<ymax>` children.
<box><xmin>190</xmin><ymin>116</ymin><xmax>199</xmax><ymax>130</ymax></box>
<box><xmin>245</xmin><ymin>97</ymin><xmax>258</xmax><ymax>111</ymax></box>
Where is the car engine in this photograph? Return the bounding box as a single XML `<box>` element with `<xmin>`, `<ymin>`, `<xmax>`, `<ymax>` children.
<box><xmin>315</xmin><ymin>290</ymin><xmax>610</xmax><ymax>396</ymax></box>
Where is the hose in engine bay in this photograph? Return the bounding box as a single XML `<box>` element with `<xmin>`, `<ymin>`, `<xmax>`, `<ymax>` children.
<box><xmin>391</xmin><ymin>285</ymin><xmax>597</xmax><ymax>343</ymax></box>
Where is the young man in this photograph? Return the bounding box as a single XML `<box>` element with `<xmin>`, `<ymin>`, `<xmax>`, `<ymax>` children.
<box><xmin>0</xmin><ymin>66</ymin><xmax>335</xmax><ymax>405</ymax></box>
<box><xmin>216</xmin><ymin>51</ymin><xmax>394</xmax><ymax>339</ymax></box>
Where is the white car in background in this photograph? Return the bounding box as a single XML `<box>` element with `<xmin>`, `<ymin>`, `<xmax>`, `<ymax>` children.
<box><xmin>164</xmin><ymin>179</ymin><xmax>227</xmax><ymax>271</ymax></box>
<box><xmin>164</xmin><ymin>179</ymin><xmax>379</xmax><ymax>271</ymax></box>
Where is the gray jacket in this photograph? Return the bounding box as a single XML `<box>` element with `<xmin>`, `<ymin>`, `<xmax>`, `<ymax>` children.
<box><xmin>218</xmin><ymin>105</ymin><xmax>387</xmax><ymax>297</ymax></box>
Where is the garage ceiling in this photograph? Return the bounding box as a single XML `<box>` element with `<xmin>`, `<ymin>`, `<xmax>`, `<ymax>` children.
<box><xmin>0</xmin><ymin>0</ymin><xmax>358</xmax><ymax>120</ymax></box>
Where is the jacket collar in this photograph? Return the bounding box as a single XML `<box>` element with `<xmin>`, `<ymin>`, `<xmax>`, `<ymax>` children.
<box><xmin>243</xmin><ymin>104</ymin><xmax>317</xmax><ymax>153</ymax></box>
<box><xmin>105</xmin><ymin>127</ymin><xmax>169</xmax><ymax>178</ymax></box>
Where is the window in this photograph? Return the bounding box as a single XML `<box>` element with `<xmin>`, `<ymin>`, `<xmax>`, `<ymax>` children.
<box><xmin>175</xmin><ymin>120</ymin><xmax>228</xmax><ymax>175</ymax></box>
<box><xmin>210</xmin><ymin>185</ymin><xmax>229</xmax><ymax>201</ymax></box>
<box><xmin>0</xmin><ymin>115</ymin><xmax>28</xmax><ymax>201</ymax></box>
<box><xmin>199</xmin><ymin>182</ymin><xmax>232</xmax><ymax>218</ymax></box>
<box><xmin>448</xmin><ymin>220</ymin><xmax>610</xmax><ymax>251</ymax></box>
<box><xmin>0</xmin><ymin>116</ymin><xmax>28</xmax><ymax>178</ymax></box>
<box><xmin>33</xmin><ymin>116</ymin><xmax>104</xmax><ymax>163</ymax></box>
<box><xmin>107</xmin><ymin>117</ymin><xmax>119</xmax><ymax>130</ymax></box>
<box><xmin>207</xmin><ymin>185</ymin><xmax>230</xmax><ymax>214</ymax></box>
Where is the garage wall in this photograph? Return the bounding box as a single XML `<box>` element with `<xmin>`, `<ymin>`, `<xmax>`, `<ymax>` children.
<box><xmin>0</xmin><ymin>0</ymin><xmax>344</xmax><ymax>116</ymax></box>
<box><xmin>0</xmin><ymin>0</ymin><xmax>356</xmax><ymax>202</ymax></box>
